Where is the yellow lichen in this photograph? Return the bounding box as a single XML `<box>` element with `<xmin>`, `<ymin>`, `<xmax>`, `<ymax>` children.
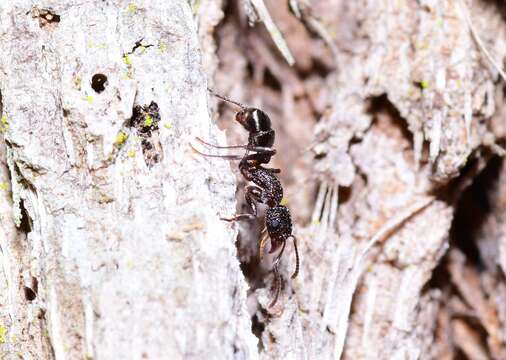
<box><xmin>164</xmin><ymin>123</ymin><xmax>172</xmax><ymax>130</ymax></box>
<box><xmin>98</xmin><ymin>192</ymin><xmax>114</xmax><ymax>204</ymax></box>
<box><xmin>127</xmin><ymin>149</ymin><xmax>136</xmax><ymax>158</ymax></box>
<box><xmin>114</xmin><ymin>131</ymin><xmax>128</xmax><ymax>146</ymax></box>
<box><xmin>127</xmin><ymin>3</ymin><xmax>137</xmax><ymax>13</ymax></box>
<box><xmin>0</xmin><ymin>325</ymin><xmax>7</xmax><ymax>344</ymax></box>
<box><xmin>191</xmin><ymin>0</ymin><xmax>202</xmax><ymax>15</ymax></box>
<box><xmin>74</xmin><ymin>75</ymin><xmax>82</xmax><ymax>90</ymax></box>
<box><xmin>0</xmin><ymin>182</ymin><xmax>9</xmax><ymax>191</ymax></box>
<box><xmin>420</xmin><ymin>80</ymin><xmax>429</xmax><ymax>89</ymax></box>
<box><xmin>123</xmin><ymin>55</ymin><xmax>132</xmax><ymax>66</ymax></box>
<box><xmin>158</xmin><ymin>41</ymin><xmax>167</xmax><ymax>53</ymax></box>
<box><xmin>144</xmin><ymin>114</ymin><xmax>153</xmax><ymax>127</ymax></box>
<box><xmin>0</xmin><ymin>115</ymin><xmax>9</xmax><ymax>133</ymax></box>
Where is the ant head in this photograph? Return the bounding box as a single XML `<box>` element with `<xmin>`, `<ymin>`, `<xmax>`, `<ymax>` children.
<box><xmin>235</xmin><ymin>108</ymin><xmax>271</xmax><ymax>133</ymax></box>
<box><xmin>235</xmin><ymin>108</ymin><xmax>256</xmax><ymax>132</ymax></box>
<box><xmin>266</xmin><ymin>205</ymin><xmax>292</xmax><ymax>241</ymax></box>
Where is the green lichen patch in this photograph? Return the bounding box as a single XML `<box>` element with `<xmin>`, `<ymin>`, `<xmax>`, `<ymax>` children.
<box><xmin>0</xmin><ymin>324</ymin><xmax>7</xmax><ymax>344</ymax></box>
<box><xmin>123</xmin><ymin>55</ymin><xmax>132</xmax><ymax>66</ymax></box>
<box><xmin>114</xmin><ymin>131</ymin><xmax>129</xmax><ymax>147</ymax></box>
<box><xmin>74</xmin><ymin>75</ymin><xmax>82</xmax><ymax>90</ymax></box>
<box><xmin>1</xmin><ymin>115</ymin><xmax>9</xmax><ymax>133</ymax></box>
<box><xmin>158</xmin><ymin>41</ymin><xmax>167</xmax><ymax>53</ymax></box>
<box><xmin>81</xmin><ymin>95</ymin><xmax>93</xmax><ymax>103</ymax></box>
<box><xmin>144</xmin><ymin>114</ymin><xmax>153</xmax><ymax>127</ymax></box>
<box><xmin>127</xmin><ymin>3</ymin><xmax>137</xmax><ymax>14</ymax></box>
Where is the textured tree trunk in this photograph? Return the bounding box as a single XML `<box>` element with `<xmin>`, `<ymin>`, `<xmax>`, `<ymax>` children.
<box><xmin>0</xmin><ymin>1</ymin><xmax>256</xmax><ymax>359</ymax></box>
<box><xmin>2</xmin><ymin>0</ymin><xmax>506</xmax><ymax>359</ymax></box>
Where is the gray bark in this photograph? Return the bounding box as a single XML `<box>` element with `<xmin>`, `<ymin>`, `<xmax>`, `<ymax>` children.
<box><xmin>0</xmin><ymin>1</ymin><xmax>256</xmax><ymax>359</ymax></box>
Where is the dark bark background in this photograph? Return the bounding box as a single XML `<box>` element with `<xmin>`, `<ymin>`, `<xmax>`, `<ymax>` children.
<box><xmin>1</xmin><ymin>0</ymin><xmax>506</xmax><ymax>359</ymax></box>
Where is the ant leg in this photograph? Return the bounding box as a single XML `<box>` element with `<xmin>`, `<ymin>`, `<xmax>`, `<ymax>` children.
<box><xmin>196</xmin><ymin>137</ymin><xmax>248</xmax><ymax>149</ymax></box>
<box><xmin>290</xmin><ymin>235</ymin><xmax>300</xmax><ymax>279</ymax></box>
<box><xmin>245</xmin><ymin>146</ymin><xmax>276</xmax><ymax>155</ymax></box>
<box><xmin>241</xmin><ymin>153</ymin><xmax>281</xmax><ymax>173</ymax></box>
<box><xmin>190</xmin><ymin>143</ymin><xmax>243</xmax><ymax>160</ymax></box>
<box><xmin>220</xmin><ymin>186</ymin><xmax>262</xmax><ymax>222</ymax></box>
<box><xmin>273</xmin><ymin>240</ymin><xmax>287</xmax><ymax>267</ymax></box>
<box><xmin>268</xmin><ymin>241</ymin><xmax>286</xmax><ymax>308</ymax></box>
<box><xmin>259</xmin><ymin>228</ymin><xmax>269</xmax><ymax>260</ymax></box>
<box><xmin>268</xmin><ymin>265</ymin><xmax>282</xmax><ymax>308</ymax></box>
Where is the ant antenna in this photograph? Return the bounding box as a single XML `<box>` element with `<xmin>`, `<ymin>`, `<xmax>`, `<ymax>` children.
<box><xmin>207</xmin><ymin>87</ymin><xmax>246</xmax><ymax>109</ymax></box>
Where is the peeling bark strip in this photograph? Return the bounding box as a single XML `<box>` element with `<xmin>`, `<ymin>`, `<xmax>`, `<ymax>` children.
<box><xmin>0</xmin><ymin>2</ymin><xmax>256</xmax><ymax>359</ymax></box>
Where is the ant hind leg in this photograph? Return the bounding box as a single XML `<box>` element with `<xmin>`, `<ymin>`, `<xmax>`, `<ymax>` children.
<box><xmin>268</xmin><ymin>266</ymin><xmax>281</xmax><ymax>308</ymax></box>
<box><xmin>220</xmin><ymin>186</ymin><xmax>262</xmax><ymax>222</ymax></box>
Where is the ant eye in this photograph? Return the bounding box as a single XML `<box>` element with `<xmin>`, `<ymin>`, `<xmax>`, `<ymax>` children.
<box><xmin>271</xmin><ymin>219</ymin><xmax>279</xmax><ymax>228</ymax></box>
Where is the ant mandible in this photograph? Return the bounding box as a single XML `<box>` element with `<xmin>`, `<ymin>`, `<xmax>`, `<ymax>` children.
<box><xmin>191</xmin><ymin>89</ymin><xmax>299</xmax><ymax>307</ymax></box>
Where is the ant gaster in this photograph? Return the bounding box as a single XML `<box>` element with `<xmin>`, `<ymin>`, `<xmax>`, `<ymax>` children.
<box><xmin>191</xmin><ymin>89</ymin><xmax>299</xmax><ymax>307</ymax></box>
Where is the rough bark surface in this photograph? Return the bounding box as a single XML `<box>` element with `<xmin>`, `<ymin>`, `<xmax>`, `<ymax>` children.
<box><xmin>2</xmin><ymin>0</ymin><xmax>506</xmax><ymax>360</ymax></box>
<box><xmin>0</xmin><ymin>1</ymin><xmax>256</xmax><ymax>359</ymax></box>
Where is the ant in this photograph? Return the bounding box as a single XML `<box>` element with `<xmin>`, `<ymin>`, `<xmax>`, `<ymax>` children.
<box><xmin>191</xmin><ymin>89</ymin><xmax>299</xmax><ymax>307</ymax></box>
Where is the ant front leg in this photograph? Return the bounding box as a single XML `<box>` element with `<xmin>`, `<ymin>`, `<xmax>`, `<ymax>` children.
<box><xmin>220</xmin><ymin>185</ymin><xmax>262</xmax><ymax>222</ymax></box>
<box><xmin>190</xmin><ymin>143</ymin><xmax>243</xmax><ymax>160</ymax></box>
<box><xmin>241</xmin><ymin>153</ymin><xmax>281</xmax><ymax>173</ymax></box>
<box><xmin>195</xmin><ymin>137</ymin><xmax>249</xmax><ymax>150</ymax></box>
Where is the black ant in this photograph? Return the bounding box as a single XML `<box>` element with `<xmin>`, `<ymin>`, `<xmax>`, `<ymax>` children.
<box><xmin>191</xmin><ymin>89</ymin><xmax>299</xmax><ymax>307</ymax></box>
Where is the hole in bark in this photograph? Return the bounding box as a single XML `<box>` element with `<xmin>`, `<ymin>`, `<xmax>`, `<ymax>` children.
<box><xmin>91</xmin><ymin>74</ymin><xmax>108</xmax><ymax>93</ymax></box>
<box><xmin>24</xmin><ymin>277</ymin><xmax>38</xmax><ymax>301</ymax></box>
<box><xmin>19</xmin><ymin>199</ymin><xmax>32</xmax><ymax>233</ymax></box>
<box><xmin>366</xmin><ymin>94</ymin><xmax>413</xmax><ymax>147</ymax></box>
<box><xmin>251</xmin><ymin>314</ymin><xmax>265</xmax><ymax>350</ymax></box>
<box><xmin>263</xmin><ymin>68</ymin><xmax>281</xmax><ymax>92</ymax></box>
<box><xmin>449</xmin><ymin>156</ymin><xmax>502</xmax><ymax>269</ymax></box>
<box><xmin>427</xmin><ymin>156</ymin><xmax>502</xmax><ymax>292</ymax></box>
<box><xmin>36</xmin><ymin>8</ymin><xmax>60</xmax><ymax>27</ymax></box>
<box><xmin>24</xmin><ymin>287</ymin><xmax>36</xmax><ymax>301</ymax></box>
<box><xmin>128</xmin><ymin>101</ymin><xmax>162</xmax><ymax>167</ymax></box>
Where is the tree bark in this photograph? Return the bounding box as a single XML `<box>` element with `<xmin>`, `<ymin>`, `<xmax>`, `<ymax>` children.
<box><xmin>0</xmin><ymin>1</ymin><xmax>256</xmax><ymax>359</ymax></box>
